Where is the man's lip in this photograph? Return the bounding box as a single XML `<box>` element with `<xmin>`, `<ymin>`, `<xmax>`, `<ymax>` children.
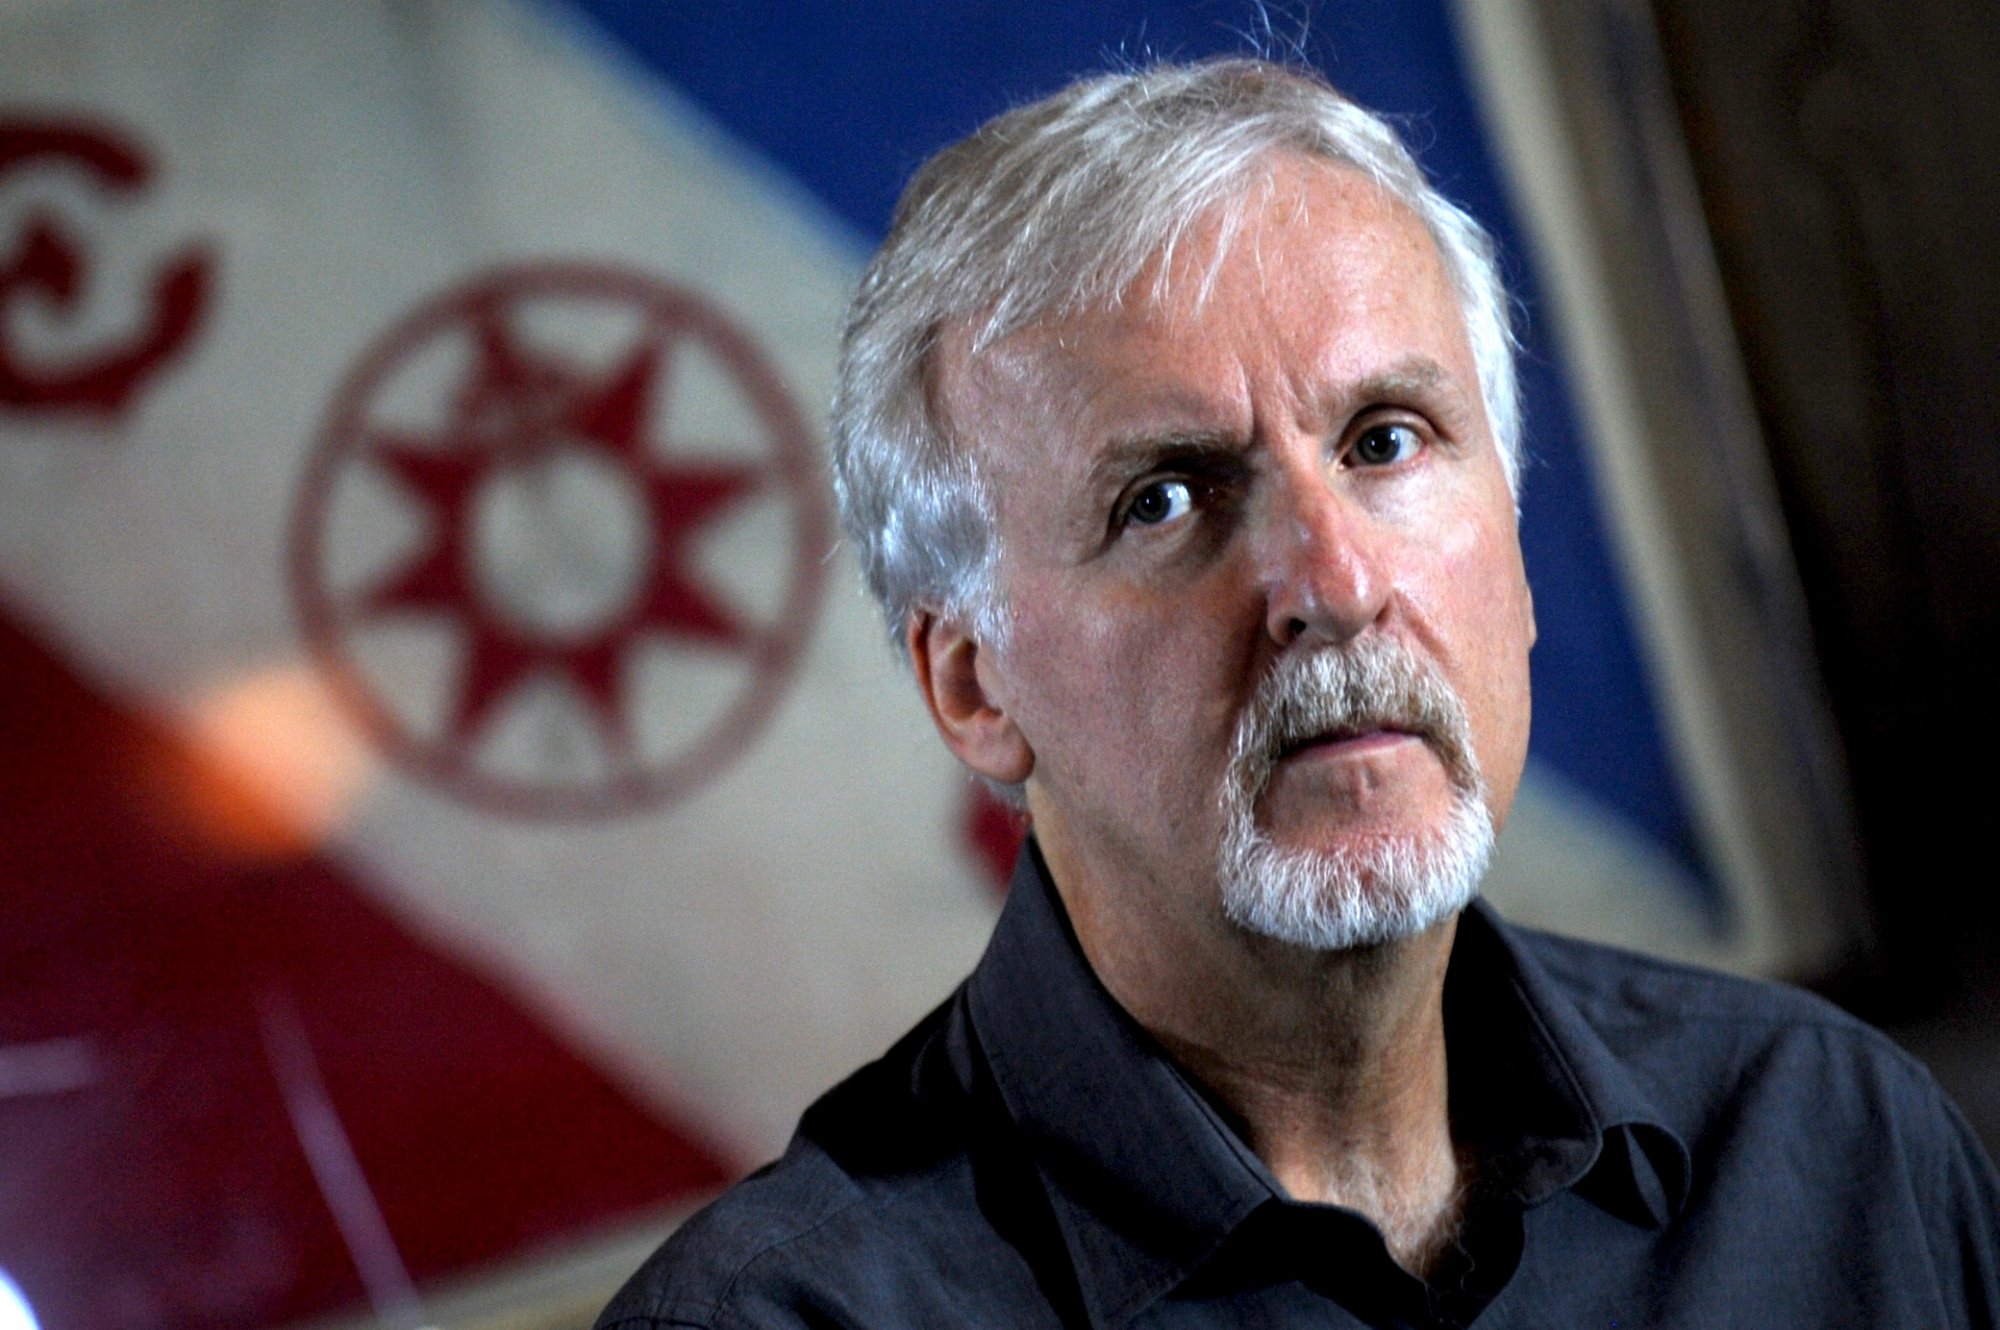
<box><xmin>1276</xmin><ymin>726</ymin><xmax>1422</xmax><ymax>761</ymax></box>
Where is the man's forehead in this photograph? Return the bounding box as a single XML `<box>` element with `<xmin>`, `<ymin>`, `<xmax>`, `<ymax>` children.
<box><xmin>947</xmin><ymin>152</ymin><xmax>1393</xmax><ymax>343</ymax></box>
<box><xmin>931</xmin><ymin>161</ymin><xmax>1467</xmax><ymax>443</ymax></box>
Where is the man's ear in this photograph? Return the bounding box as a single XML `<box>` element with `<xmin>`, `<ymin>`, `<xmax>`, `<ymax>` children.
<box><xmin>907</xmin><ymin>610</ymin><xmax>1034</xmax><ymax>787</ymax></box>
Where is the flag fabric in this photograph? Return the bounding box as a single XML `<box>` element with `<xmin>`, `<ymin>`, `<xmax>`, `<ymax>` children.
<box><xmin>0</xmin><ymin>4</ymin><xmax>1785</xmax><ymax>1328</ymax></box>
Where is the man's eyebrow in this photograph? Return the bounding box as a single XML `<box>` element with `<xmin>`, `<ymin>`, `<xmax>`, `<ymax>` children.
<box><xmin>1083</xmin><ymin>430</ymin><xmax>1247</xmax><ymax>492</ymax></box>
<box><xmin>1345</xmin><ymin>357</ymin><xmax>1451</xmax><ymax>405</ymax></box>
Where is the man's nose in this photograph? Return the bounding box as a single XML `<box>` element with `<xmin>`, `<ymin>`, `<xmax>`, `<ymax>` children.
<box><xmin>1256</xmin><ymin>461</ymin><xmax>1391</xmax><ymax>648</ymax></box>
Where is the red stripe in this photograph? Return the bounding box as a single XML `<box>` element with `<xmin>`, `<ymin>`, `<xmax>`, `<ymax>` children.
<box><xmin>0</xmin><ymin>609</ymin><xmax>735</xmax><ymax>1330</ymax></box>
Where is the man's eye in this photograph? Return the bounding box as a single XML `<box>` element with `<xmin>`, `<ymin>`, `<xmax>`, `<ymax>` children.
<box><xmin>1351</xmin><ymin>422</ymin><xmax>1424</xmax><ymax>467</ymax></box>
<box><xmin>1125</xmin><ymin>478</ymin><xmax>1195</xmax><ymax>526</ymax></box>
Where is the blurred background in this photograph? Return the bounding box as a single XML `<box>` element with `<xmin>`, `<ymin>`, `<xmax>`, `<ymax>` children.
<box><xmin>0</xmin><ymin>2</ymin><xmax>1992</xmax><ymax>1328</ymax></box>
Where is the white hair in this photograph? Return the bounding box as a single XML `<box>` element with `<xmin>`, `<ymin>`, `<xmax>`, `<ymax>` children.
<box><xmin>830</xmin><ymin>58</ymin><xmax>1521</xmax><ymax>650</ymax></box>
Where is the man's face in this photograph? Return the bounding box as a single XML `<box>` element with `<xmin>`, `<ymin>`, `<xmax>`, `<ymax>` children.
<box><xmin>935</xmin><ymin>155</ymin><xmax>1534</xmax><ymax>954</ymax></box>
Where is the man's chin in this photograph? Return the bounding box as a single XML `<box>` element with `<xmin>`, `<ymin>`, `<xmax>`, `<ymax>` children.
<box><xmin>1216</xmin><ymin>795</ymin><xmax>1496</xmax><ymax>953</ymax></box>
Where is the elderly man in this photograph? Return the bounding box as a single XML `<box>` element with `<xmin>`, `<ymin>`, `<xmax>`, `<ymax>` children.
<box><xmin>601</xmin><ymin>59</ymin><xmax>1999</xmax><ymax>1329</ymax></box>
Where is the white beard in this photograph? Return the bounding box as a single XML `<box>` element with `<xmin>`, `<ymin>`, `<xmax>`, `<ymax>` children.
<box><xmin>1216</xmin><ymin>638</ymin><xmax>1495</xmax><ymax>952</ymax></box>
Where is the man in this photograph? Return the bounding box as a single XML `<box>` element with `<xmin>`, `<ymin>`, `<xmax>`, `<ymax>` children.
<box><xmin>601</xmin><ymin>59</ymin><xmax>2000</xmax><ymax>1328</ymax></box>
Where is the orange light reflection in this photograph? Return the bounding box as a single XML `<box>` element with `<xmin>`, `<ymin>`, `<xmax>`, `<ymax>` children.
<box><xmin>169</xmin><ymin>661</ymin><xmax>378</xmax><ymax>861</ymax></box>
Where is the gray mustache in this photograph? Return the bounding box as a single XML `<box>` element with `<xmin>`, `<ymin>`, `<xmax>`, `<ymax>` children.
<box><xmin>1224</xmin><ymin>638</ymin><xmax>1484</xmax><ymax>804</ymax></box>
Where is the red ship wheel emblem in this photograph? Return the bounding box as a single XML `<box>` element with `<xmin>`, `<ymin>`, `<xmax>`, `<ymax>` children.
<box><xmin>291</xmin><ymin>264</ymin><xmax>830</xmax><ymax>818</ymax></box>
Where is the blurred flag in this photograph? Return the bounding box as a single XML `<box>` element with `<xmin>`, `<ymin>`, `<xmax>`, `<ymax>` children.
<box><xmin>0</xmin><ymin>3</ymin><xmax>1804</xmax><ymax>1329</ymax></box>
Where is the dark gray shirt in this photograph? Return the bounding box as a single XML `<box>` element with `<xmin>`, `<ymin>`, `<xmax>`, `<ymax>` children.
<box><xmin>600</xmin><ymin>844</ymin><xmax>2000</xmax><ymax>1328</ymax></box>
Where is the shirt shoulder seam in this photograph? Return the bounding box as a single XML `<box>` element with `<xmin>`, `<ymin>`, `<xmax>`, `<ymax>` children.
<box><xmin>690</xmin><ymin>1153</ymin><xmax>969</xmax><ymax>1325</ymax></box>
<box><xmin>1577</xmin><ymin>1002</ymin><xmax>1914</xmax><ymax>1052</ymax></box>
<box><xmin>692</xmin><ymin>1187</ymin><xmax>875</xmax><ymax>1324</ymax></box>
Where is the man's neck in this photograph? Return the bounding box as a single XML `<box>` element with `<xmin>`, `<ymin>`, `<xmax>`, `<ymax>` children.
<box><xmin>1047</xmin><ymin>845</ymin><xmax>1468</xmax><ymax>1277</ymax></box>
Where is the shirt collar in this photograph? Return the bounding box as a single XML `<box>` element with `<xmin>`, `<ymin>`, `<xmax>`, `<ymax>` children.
<box><xmin>967</xmin><ymin>842</ymin><xmax>1275</xmax><ymax>1328</ymax></box>
<box><xmin>1449</xmin><ymin>903</ymin><xmax>1693</xmax><ymax>1227</ymax></box>
<box><xmin>966</xmin><ymin>843</ymin><xmax>1690</xmax><ymax>1327</ymax></box>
